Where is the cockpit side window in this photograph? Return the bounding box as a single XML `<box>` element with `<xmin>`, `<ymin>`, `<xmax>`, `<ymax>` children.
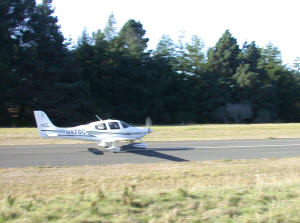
<box><xmin>121</xmin><ymin>121</ymin><xmax>130</xmax><ymax>128</ymax></box>
<box><xmin>108</xmin><ymin>122</ymin><xmax>120</xmax><ymax>130</ymax></box>
<box><xmin>95</xmin><ymin>123</ymin><xmax>107</xmax><ymax>130</ymax></box>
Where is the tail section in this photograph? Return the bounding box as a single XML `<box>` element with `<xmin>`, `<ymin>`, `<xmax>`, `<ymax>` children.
<box><xmin>33</xmin><ymin>111</ymin><xmax>58</xmax><ymax>138</ymax></box>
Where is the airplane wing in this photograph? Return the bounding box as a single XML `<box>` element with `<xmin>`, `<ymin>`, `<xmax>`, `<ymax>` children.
<box><xmin>86</xmin><ymin>130</ymin><xmax>139</xmax><ymax>142</ymax></box>
<box><xmin>102</xmin><ymin>137</ymin><xmax>132</xmax><ymax>143</ymax></box>
<box><xmin>41</xmin><ymin>129</ymin><xmax>64</xmax><ymax>137</ymax></box>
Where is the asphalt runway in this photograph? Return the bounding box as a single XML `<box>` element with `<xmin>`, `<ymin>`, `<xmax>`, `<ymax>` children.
<box><xmin>1</xmin><ymin>139</ymin><xmax>300</xmax><ymax>167</ymax></box>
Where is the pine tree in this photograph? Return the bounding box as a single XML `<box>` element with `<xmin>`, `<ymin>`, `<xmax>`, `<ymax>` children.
<box><xmin>0</xmin><ymin>0</ymin><xmax>36</xmax><ymax>125</ymax></box>
<box><xmin>104</xmin><ymin>13</ymin><xmax>117</xmax><ymax>41</ymax></box>
<box><xmin>293</xmin><ymin>57</ymin><xmax>300</xmax><ymax>74</ymax></box>
<box><xmin>207</xmin><ymin>30</ymin><xmax>240</xmax><ymax>80</ymax></box>
<box><xmin>118</xmin><ymin>19</ymin><xmax>149</xmax><ymax>58</ymax></box>
<box><xmin>205</xmin><ymin>30</ymin><xmax>241</xmax><ymax>121</ymax></box>
<box><xmin>262</xmin><ymin>43</ymin><xmax>299</xmax><ymax>122</ymax></box>
<box><xmin>185</xmin><ymin>35</ymin><xmax>205</xmax><ymax>75</ymax></box>
<box><xmin>15</xmin><ymin>0</ymin><xmax>93</xmax><ymax>125</ymax></box>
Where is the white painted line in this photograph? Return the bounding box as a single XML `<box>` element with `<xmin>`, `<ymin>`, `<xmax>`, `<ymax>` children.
<box><xmin>195</xmin><ymin>144</ymin><xmax>300</xmax><ymax>149</ymax></box>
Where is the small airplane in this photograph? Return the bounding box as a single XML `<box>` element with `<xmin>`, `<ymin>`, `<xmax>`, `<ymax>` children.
<box><xmin>33</xmin><ymin>111</ymin><xmax>153</xmax><ymax>152</ymax></box>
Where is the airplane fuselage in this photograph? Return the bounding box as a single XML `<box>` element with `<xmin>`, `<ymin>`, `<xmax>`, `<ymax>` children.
<box><xmin>34</xmin><ymin>111</ymin><xmax>152</xmax><ymax>152</ymax></box>
<box><xmin>40</xmin><ymin>120</ymin><xmax>148</xmax><ymax>142</ymax></box>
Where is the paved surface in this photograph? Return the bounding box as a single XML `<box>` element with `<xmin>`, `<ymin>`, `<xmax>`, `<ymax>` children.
<box><xmin>1</xmin><ymin>139</ymin><xmax>300</xmax><ymax>167</ymax></box>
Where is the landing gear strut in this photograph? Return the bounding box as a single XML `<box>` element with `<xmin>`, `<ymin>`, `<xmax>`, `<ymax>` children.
<box><xmin>104</xmin><ymin>142</ymin><xmax>121</xmax><ymax>153</ymax></box>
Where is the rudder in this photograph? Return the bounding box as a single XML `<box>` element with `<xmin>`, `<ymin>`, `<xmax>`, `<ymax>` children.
<box><xmin>33</xmin><ymin>111</ymin><xmax>57</xmax><ymax>138</ymax></box>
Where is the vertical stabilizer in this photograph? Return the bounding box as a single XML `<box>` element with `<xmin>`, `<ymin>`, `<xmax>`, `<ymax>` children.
<box><xmin>33</xmin><ymin>111</ymin><xmax>57</xmax><ymax>138</ymax></box>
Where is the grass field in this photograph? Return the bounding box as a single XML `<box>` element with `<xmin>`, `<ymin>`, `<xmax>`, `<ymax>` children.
<box><xmin>1</xmin><ymin>123</ymin><xmax>300</xmax><ymax>145</ymax></box>
<box><xmin>1</xmin><ymin>158</ymin><xmax>300</xmax><ymax>222</ymax></box>
<box><xmin>1</xmin><ymin>124</ymin><xmax>300</xmax><ymax>222</ymax></box>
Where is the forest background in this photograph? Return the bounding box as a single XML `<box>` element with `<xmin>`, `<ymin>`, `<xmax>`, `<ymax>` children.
<box><xmin>1</xmin><ymin>0</ymin><xmax>300</xmax><ymax>126</ymax></box>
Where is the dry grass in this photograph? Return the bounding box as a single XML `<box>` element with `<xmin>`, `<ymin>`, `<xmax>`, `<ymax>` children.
<box><xmin>148</xmin><ymin>123</ymin><xmax>300</xmax><ymax>141</ymax></box>
<box><xmin>1</xmin><ymin>157</ymin><xmax>300</xmax><ymax>198</ymax></box>
<box><xmin>1</xmin><ymin>158</ymin><xmax>300</xmax><ymax>222</ymax></box>
<box><xmin>1</xmin><ymin>123</ymin><xmax>300</xmax><ymax>145</ymax></box>
<box><xmin>1</xmin><ymin>184</ymin><xmax>300</xmax><ymax>223</ymax></box>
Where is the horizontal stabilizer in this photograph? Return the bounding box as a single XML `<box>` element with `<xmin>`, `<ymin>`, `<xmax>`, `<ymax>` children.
<box><xmin>46</xmin><ymin>132</ymin><xmax>58</xmax><ymax>137</ymax></box>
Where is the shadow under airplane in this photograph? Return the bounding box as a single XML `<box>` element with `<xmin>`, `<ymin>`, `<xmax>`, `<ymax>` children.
<box><xmin>88</xmin><ymin>148</ymin><xmax>104</xmax><ymax>155</ymax></box>
<box><xmin>87</xmin><ymin>144</ymin><xmax>191</xmax><ymax>162</ymax></box>
<box><xmin>121</xmin><ymin>144</ymin><xmax>191</xmax><ymax>162</ymax></box>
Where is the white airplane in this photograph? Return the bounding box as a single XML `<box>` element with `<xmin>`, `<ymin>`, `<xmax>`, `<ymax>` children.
<box><xmin>33</xmin><ymin>111</ymin><xmax>153</xmax><ymax>152</ymax></box>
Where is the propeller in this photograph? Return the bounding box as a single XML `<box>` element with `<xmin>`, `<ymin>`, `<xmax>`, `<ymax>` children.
<box><xmin>145</xmin><ymin>117</ymin><xmax>153</xmax><ymax>133</ymax></box>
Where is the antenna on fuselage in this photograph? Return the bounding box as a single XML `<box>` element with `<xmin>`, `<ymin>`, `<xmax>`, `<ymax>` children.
<box><xmin>95</xmin><ymin>115</ymin><xmax>102</xmax><ymax>121</ymax></box>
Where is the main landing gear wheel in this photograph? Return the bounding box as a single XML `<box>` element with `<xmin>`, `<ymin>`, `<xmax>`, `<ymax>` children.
<box><xmin>132</xmin><ymin>139</ymin><xmax>147</xmax><ymax>149</ymax></box>
<box><xmin>105</xmin><ymin>146</ymin><xmax>121</xmax><ymax>153</ymax></box>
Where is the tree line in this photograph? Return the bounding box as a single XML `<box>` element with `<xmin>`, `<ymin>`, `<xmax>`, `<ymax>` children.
<box><xmin>1</xmin><ymin>0</ymin><xmax>300</xmax><ymax>126</ymax></box>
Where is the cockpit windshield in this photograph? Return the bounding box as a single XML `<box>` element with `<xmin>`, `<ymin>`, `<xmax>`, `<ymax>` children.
<box><xmin>108</xmin><ymin>122</ymin><xmax>120</xmax><ymax>130</ymax></box>
<box><xmin>95</xmin><ymin>123</ymin><xmax>107</xmax><ymax>130</ymax></box>
<box><xmin>121</xmin><ymin>121</ymin><xmax>130</xmax><ymax>128</ymax></box>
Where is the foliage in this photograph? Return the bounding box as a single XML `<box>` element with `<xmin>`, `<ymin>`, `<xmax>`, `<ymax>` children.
<box><xmin>1</xmin><ymin>157</ymin><xmax>300</xmax><ymax>222</ymax></box>
<box><xmin>1</xmin><ymin>0</ymin><xmax>300</xmax><ymax>126</ymax></box>
<box><xmin>1</xmin><ymin>184</ymin><xmax>300</xmax><ymax>222</ymax></box>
